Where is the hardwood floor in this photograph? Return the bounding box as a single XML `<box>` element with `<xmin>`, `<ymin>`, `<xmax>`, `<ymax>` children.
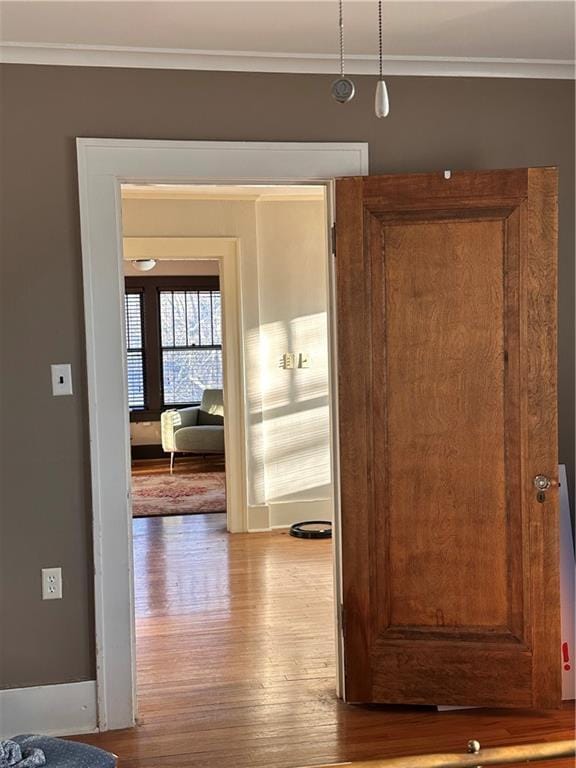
<box><xmin>131</xmin><ymin>455</ymin><xmax>226</xmax><ymax>477</ymax></box>
<box><xmin>73</xmin><ymin>514</ymin><xmax>574</xmax><ymax>767</ymax></box>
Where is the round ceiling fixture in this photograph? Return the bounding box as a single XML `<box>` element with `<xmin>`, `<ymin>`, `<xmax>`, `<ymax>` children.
<box><xmin>131</xmin><ymin>259</ymin><xmax>157</xmax><ymax>272</ymax></box>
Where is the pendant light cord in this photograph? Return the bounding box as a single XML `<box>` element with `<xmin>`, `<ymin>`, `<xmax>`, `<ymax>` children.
<box><xmin>339</xmin><ymin>0</ymin><xmax>345</xmax><ymax>77</ymax></box>
<box><xmin>378</xmin><ymin>0</ymin><xmax>383</xmax><ymax>79</ymax></box>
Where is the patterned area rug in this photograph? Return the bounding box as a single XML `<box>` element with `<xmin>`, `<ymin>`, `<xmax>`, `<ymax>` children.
<box><xmin>132</xmin><ymin>471</ymin><xmax>226</xmax><ymax>517</ymax></box>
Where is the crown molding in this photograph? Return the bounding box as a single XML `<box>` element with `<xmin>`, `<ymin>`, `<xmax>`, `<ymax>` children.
<box><xmin>1</xmin><ymin>42</ymin><xmax>574</xmax><ymax>79</ymax></box>
<box><xmin>121</xmin><ymin>186</ymin><xmax>325</xmax><ymax>201</ymax></box>
<box><xmin>122</xmin><ymin>236</ymin><xmax>237</xmax><ymax>261</ymax></box>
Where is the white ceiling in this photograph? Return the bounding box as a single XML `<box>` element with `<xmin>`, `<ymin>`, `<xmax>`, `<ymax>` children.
<box><xmin>1</xmin><ymin>1</ymin><xmax>574</xmax><ymax>78</ymax></box>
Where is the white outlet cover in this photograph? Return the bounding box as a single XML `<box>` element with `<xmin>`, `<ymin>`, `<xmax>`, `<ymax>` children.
<box><xmin>42</xmin><ymin>567</ymin><xmax>63</xmax><ymax>600</ymax></box>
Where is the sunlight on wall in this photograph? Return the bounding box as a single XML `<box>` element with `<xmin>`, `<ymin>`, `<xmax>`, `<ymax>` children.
<box><xmin>264</xmin><ymin>406</ymin><xmax>331</xmax><ymax>499</ymax></box>
<box><xmin>245</xmin><ymin>324</ymin><xmax>267</xmax><ymax>506</ymax></box>
<box><xmin>260</xmin><ymin>312</ymin><xmax>331</xmax><ymax>501</ymax></box>
<box><xmin>256</xmin><ymin>198</ymin><xmax>331</xmax><ymax>507</ymax></box>
<box><xmin>261</xmin><ymin>312</ymin><xmax>329</xmax><ymax>411</ymax></box>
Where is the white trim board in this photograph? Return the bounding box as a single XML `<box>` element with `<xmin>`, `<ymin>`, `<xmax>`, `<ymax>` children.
<box><xmin>247</xmin><ymin>499</ymin><xmax>333</xmax><ymax>531</ymax></box>
<box><xmin>1</xmin><ymin>43</ymin><xmax>574</xmax><ymax>79</ymax></box>
<box><xmin>247</xmin><ymin>505</ymin><xmax>271</xmax><ymax>532</ymax></box>
<box><xmin>269</xmin><ymin>499</ymin><xmax>333</xmax><ymax>529</ymax></box>
<box><xmin>0</xmin><ymin>681</ymin><xmax>98</xmax><ymax>740</ymax></box>
<box><xmin>77</xmin><ymin>139</ymin><xmax>368</xmax><ymax>732</ymax></box>
<box><xmin>123</xmin><ymin>236</ymin><xmax>237</xmax><ymax>260</ymax></box>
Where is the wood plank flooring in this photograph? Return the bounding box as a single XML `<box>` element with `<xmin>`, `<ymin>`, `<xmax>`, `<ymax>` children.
<box><xmin>131</xmin><ymin>455</ymin><xmax>226</xmax><ymax>477</ymax></box>
<box><xmin>73</xmin><ymin>513</ymin><xmax>574</xmax><ymax>768</ymax></box>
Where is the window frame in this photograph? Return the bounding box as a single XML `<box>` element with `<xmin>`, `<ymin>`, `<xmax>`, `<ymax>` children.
<box><xmin>124</xmin><ymin>275</ymin><xmax>221</xmax><ymax>422</ymax></box>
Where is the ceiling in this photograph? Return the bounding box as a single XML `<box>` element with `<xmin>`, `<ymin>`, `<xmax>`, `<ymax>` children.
<box><xmin>1</xmin><ymin>1</ymin><xmax>574</xmax><ymax>79</ymax></box>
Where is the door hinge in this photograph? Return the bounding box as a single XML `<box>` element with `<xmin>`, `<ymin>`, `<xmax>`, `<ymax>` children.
<box><xmin>331</xmin><ymin>223</ymin><xmax>337</xmax><ymax>256</ymax></box>
<box><xmin>338</xmin><ymin>603</ymin><xmax>346</xmax><ymax>636</ymax></box>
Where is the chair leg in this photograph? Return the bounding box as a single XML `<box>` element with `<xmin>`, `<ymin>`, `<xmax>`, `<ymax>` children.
<box><xmin>170</xmin><ymin>452</ymin><xmax>175</xmax><ymax>474</ymax></box>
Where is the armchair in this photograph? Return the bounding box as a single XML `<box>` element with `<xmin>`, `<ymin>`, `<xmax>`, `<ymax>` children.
<box><xmin>161</xmin><ymin>389</ymin><xmax>225</xmax><ymax>473</ymax></box>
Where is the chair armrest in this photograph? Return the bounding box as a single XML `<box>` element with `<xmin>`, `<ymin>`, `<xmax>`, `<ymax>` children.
<box><xmin>161</xmin><ymin>410</ymin><xmax>178</xmax><ymax>452</ymax></box>
<box><xmin>177</xmin><ymin>406</ymin><xmax>200</xmax><ymax>428</ymax></box>
<box><xmin>160</xmin><ymin>410</ymin><xmax>181</xmax><ymax>452</ymax></box>
<box><xmin>161</xmin><ymin>407</ymin><xmax>200</xmax><ymax>452</ymax></box>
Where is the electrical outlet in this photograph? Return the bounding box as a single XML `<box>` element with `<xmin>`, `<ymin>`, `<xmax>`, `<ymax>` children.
<box><xmin>42</xmin><ymin>567</ymin><xmax>63</xmax><ymax>600</ymax></box>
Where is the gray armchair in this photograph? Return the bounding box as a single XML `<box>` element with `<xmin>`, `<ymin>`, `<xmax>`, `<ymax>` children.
<box><xmin>161</xmin><ymin>389</ymin><xmax>224</xmax><ymax>473</ymax></box>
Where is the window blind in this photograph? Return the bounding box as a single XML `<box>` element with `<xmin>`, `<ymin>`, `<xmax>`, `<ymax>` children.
<box><xmin>124</xmin><ymin>292</ymin><xmax>145</xmax><ymax>409</ymax></box>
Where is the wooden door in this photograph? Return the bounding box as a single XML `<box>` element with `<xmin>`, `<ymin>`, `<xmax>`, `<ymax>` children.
<box><xmin>336</xmin><ymin>168</ymin><xmax>560</xmax><ymax>708</ymax></box>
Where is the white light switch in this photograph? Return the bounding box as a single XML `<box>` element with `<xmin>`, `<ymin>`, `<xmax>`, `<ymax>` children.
<box><xmin>42</xmin><ymin>567</ymin><xmax>63</xmax><ymax>600</ymax></box>
<box><xmin>51</xmin><ymin>364</ymin><xmax>73</xmax><ymax>396</ymax></box>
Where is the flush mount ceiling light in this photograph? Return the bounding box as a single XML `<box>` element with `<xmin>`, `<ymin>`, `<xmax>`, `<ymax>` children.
<box><xmin>131</xmin><ymin>259</ymin><xmax>157</xmax><ymax>271</ymax></box>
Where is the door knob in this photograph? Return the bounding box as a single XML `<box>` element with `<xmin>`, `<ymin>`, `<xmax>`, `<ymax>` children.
<box><xmin>533</xmin><ymin>474</ymin><xmax>559</xmax><ymax>504</ymax></box>
<box><xmin>533</xmin><ymin>475</ymin><xmax>552</xmax><ymax>491</ymax></box>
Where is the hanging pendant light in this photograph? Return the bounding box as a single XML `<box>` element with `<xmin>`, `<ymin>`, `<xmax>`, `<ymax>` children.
<box><xmin>331</xmin><ymin>0</ymin><xmax>355</xmax><ymax>103</ymax></box>
<box><xmin>374</xmin><ymin>0</ymin><xmax>390</xmax><ymax>117</ymax></box>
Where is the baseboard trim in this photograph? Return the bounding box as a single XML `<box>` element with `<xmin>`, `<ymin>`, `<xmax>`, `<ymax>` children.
<box><xmin>0</xmin><ymin>680</ymin><xmax>98</xmax><ymax>739</ymax></box>
<box><xmin>248</xmin><ymin>500</ymin><xmax>333</xmax><ymax>531</ymax></box>
<box><xmin>247</xmin><ymin>504</ymin><xmax>270</xmax><ymax>531</ymax></box>
<box><xmin>270</xmin><ymin>499</ymin><xmax>333</xmax><ymax>529</ymax></box>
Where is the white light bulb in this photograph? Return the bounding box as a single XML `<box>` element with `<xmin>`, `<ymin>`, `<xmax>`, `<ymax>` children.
<box><xmin>132</xmin><ymin>259</ymin><xmax>157</xmax><ymax>272</ymax></box>
<box><xmin>375</xmin><ymin>79</ymin><xmax>390</xmax><ymax>118</ymax></box>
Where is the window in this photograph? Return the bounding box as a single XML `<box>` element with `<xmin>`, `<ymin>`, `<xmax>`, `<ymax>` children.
<box><xmin>124</xmin><ymin>292</ymin><xmax>145</xmax><ymax>409</ymax></box>
<box><xmin>160</xmin><ymin>290</ymin><xmax>223</xmax><ymax>404</ymax></box>
<box><xmin>123</xmin><ymin>276</ymin><xmax>222</xmax><ymax>418</ymax></box>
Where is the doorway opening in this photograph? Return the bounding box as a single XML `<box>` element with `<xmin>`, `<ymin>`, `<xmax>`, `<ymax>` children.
<box><xmin>125</xmin><ymin>262</ymin><xmax>225</xmax><ymax>519</ymax></box>
<box><xmin>118</xmin><ymin>181</ymin><xmax>339</xmax><ymax>723</ymax></box>
<box><xmin>77</xmin><ymin>138</ymin><xmax>368</xmax><ymax>731</ymax></box>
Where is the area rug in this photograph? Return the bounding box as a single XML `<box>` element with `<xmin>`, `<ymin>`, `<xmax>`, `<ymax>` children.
<box><xmin>132</xmin><ymin>471</ymin><xmax>226</xmax><ymax>517</ymax></box>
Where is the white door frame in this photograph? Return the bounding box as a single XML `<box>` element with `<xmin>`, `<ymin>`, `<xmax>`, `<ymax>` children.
<box><xmin>123</xmin><ymin>236</ymin><xmax>247</xmax><ymax>533</ymax></box>
<box><xmin>76</xmin><ymin>139</ymin><xmax>369</xmax><ymax>731</ymax></box>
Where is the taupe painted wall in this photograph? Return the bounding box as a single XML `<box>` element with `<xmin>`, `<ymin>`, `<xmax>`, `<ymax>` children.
<box><xmin>0</xmin><ymin>64</ymin><xmax>573</xmax><ymax>689</ymax></box>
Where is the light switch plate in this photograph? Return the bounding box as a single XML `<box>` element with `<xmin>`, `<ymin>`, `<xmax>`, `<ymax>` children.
<box><xmin>51</xmin><ymin>364</ymin><xmax>73</xmax><ymax>396</ymax></box>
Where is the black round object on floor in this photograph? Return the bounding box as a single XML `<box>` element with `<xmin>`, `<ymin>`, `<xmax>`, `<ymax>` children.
<box><xmin>289</xmin><ymin>521</ymin><xmax>332</xmax><ymax>540</ymax></box>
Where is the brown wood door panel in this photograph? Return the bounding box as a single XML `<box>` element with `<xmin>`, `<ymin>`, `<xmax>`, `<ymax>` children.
<box><xmin>336</xmin><ymin>168</ymin><xmax>560</xmax><ymax>708</ymax></box>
